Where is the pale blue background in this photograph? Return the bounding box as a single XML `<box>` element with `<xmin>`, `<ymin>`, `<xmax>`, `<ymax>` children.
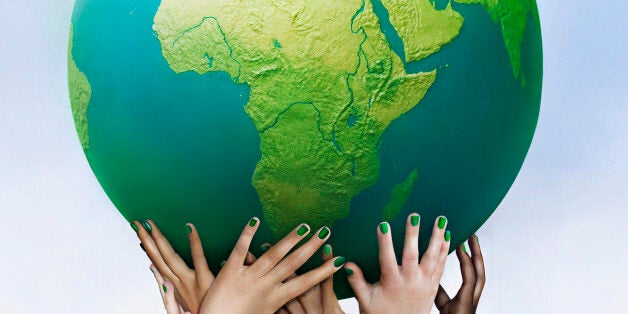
<box><xmin>0</xmin><ymin>1</ymin><xmax>626</xmax><ymax>313</ymax></box>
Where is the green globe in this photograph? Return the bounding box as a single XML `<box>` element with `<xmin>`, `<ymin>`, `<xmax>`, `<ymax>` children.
<box><xmin>68</xmin><ymin>0</ymin><xmax>542</xmax><ymax>298</ymax></box>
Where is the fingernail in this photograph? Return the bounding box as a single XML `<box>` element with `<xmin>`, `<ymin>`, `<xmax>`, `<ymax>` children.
<box><xmin>130</xmin><ymin>221</ymin><xmax>138</xmax><ymax>233</ymax></box>
<box><xmin>411</xmin><ymin>215</ymin><xmax>420</xmax><ymax>226</ymax></box>
<box><xmin>323</xmin><ymin>244</ymin><xmax>331</xmax><ymax>255</ymax></box>
<box><xmin>379</xmin><ymin>222</ymin><xmax>389</xmax><ymax>234</ymax></box>
<box><xmin>438</xmin><ymin>216</ymin><xmax>447</xmax><ymax>229</ymax></box>
<box><xmin>444</xmin><ymin>230</ymin><xmax>451</xmax><ymax>242</ymax></box>
<box><xmin>186</xmin><ymin>224</ymin><xmax>192</xmax><ymax>234</ymax></box>
<box><xmin>220</xmin><ymin>260</ymin><xmax>227</xmax><ymax>267</ymax></box>
<box><xmin>462</xmin><ymin>243</ymin><xmax>467</xmax><ymax>253</ymax></box>
<box><xmin>345</xmin><ymin>267</ymin><xmax>354</xmax><ymax>276</ymax></box>
<box><xmin>249</xmin><ymin>218</ymin><xmax>258</xmax><ymax>227</ymax></box>
<box><xmin>260</xmin><ymin>244</ymin><xmax>271</xmax><ymax>252</ymax></box>
<box><xmin>140</xmin><ymin>243</ymin><xmax>146</xmax><ymax>252</ymax></box>
<box><xmin>149</xmin><ymin>267</ymin><xmax>154</xmax><ymax>274</ymax></box>
<box><xmin>296</xmin><ymin>224</ymin><xmax>310</xmax><ymax>236</ymax></box>
<box><xmin>142</xmin><ymin>221</ymin><xmax>152</xmax><ymax>233</ymax></box>
<box><xmin>334</xmin><ymin>256</ymin><xmax>346</xmax><ymax>267</ymax></box>
<box><xmin>162</xmin><ymin>284</ymin><xmax>167</xmax><ymax>292</ymax></box>
<box><xmin>318</xmin><ymin>226</ymin><xmax>330</xmax><ymax>239</ymax></box>
<box><xmin>475</xmin><ymin>234</ymin><xmax>480</xmax><ymax>244</ymax></box>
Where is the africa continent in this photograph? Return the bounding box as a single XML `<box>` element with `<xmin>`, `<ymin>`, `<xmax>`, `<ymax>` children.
<box><xmin>152</xmin><ymin>0</ymin><xmax>507</xmax><ymax>237</ymax></box>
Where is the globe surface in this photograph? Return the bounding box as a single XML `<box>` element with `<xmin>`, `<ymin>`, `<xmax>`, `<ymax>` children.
<box><xmin>68</xmin><ymin>0</ymin><xmax>542</xmax><ymax>298</ymax></box>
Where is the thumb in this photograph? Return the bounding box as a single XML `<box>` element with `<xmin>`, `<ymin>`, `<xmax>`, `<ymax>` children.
<box><xmin>344</xmin><ymin>262</ymin><xmax>372</xmax><ymax>303</ymax></box>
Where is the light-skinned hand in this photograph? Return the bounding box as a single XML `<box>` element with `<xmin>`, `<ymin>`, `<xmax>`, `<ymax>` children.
<box><xmin>344</xmin><ymin>214</ymin><xmax>451</xmax><ymax>314</ymax></box>
<box><xmin>434</xmin><ymin>235</ymin><xmax>485</xmax><ymax>314</ymax></box>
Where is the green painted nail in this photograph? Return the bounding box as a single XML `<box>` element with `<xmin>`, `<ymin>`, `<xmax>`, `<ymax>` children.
<box><xmin>444</xmin><ymin>231</ymin><xmax>451</xmax><ymax>242</ymax></box>
<box><xmin>462</xmin><ymin>243</ymin><xmax>467</xmax><ymax>253</ymax></box>
<box><xmin>260</xmin><ymin>244</ymin><xmax>270</xmax><ymax>252</ymax></box>
<box><xmin>475</xmin><ymin>234</ymin><xmax>480</xmax><ymax>244</ymax></box>
<box><xmin>318</xmin><ymin>227</ymin><xmax>330</xmax><ymax>239</ymax></box>
<box><xmin>140</xmin><ymin>243</ymin><xmax>146</xmax><ymax>252</ymax></box>
<box><xmin>296</xmin><ymin>224</ymin><xmax>309</xmax><ymax>236</ymax></box>
<box><xmin>220</xmin><ymin>260</ymin><xmax>227</xmax><ymax>267</ymax></box>
<box><xmin>345</xmin><ymin>268</ymin><xmax>354</xmax><ymax>276</ymax></box>
<box><xmin>411</xmin><ymin>215</ymin><xmax>420</xmax><ymax>226</ymax></box>
<box><xmin>162</xmin><ymin>284</ymin><xmax>167</xmax><ymax>292</ymax></box>
<box><xmin>323</xmin><ymin>244</ymin><xmax>331</xmax><ymax>255</ymax></box>
<box><xmin>186</xmin><ymin>224</ymin><xmax>192</xmax><ymax>234</ymax></box>
<box><xmin>438</xmin><ymin>217</ymin><xmax>447</xmax><ymax>229</ymax></box>
<box><xmin>130</xmin><ymin>222</ymin><xmax>138</xmax><ymax>233</ymax></box>
<box><xmin>150</xmin><ymin>268</ymin><xmax>154</xmax><ymax>274</ymax></box>
<box><xmin>249</xmin><ymin>218</ymin><xmax>257</xmax><ymax>227</ymax></box>
<box><xmin>142</xmin><ymin>221</ymin><xmax>152</xmax><ymax>233</ymax></box>
<box><xmin>334</xmin><ymin>256</ymin><xmax>346</xmax><ymax>267</ymax></box>
<box><xmin>379</xmin><ymin>222</ymin><xmax>389</xmax><ymax>234</ymax></box>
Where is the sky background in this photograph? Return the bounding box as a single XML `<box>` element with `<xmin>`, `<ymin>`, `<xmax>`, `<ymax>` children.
<box><xmin>1</xmin><ymin>0</ymin><xmax>627</xmax><ymax>313</ymax></box>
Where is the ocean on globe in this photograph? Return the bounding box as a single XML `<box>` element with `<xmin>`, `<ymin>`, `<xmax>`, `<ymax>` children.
<box><xmin>68</xmin><ymin>0</ymin><xmax>542</xmax><ymax>298</ymax></box>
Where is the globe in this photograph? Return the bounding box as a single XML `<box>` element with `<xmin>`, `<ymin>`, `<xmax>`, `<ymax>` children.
<box><xmin>68</xmin><ymin>0</ymin><xmax>542</xmax><ymax>298</ymax></box>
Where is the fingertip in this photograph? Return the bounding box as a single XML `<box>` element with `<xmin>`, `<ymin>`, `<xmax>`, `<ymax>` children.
<box><xmin>248</xmin><ymin>217</ymin><xmax>260</xmax><ymax>228</ymax></box>
<box><xmin>378</xmin><ymin>221</ymin><xmax>390</xmax><ymax>235</ymax></box>
<box><xmin>408</xmin><ymin>213</ymin><xmax>420</xmax><ymax>227</ymax></box>
<box><xmin>322</xmin><ymin>244</ymin><xmax>333</xmax><ymax>261</ymax></box>
<box><xmin>436</xmin><ymin>216</ymin><xmax>448</xmax><ymax>230</ymax></box>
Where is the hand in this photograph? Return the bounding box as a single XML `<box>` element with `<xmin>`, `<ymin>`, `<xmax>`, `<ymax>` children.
<box><xmin>200</xmin><ymin>218</ymin><xmax>345</xmax><ymax>314</ymax></box>
<box><xmin>149</xmin><ymin>264</ymin><xmax>191</xmax><ymax>314</ymax></box>
<box><xmin>276</xmin><ymin>244</ymin><xmax>345</xmax><ymax>314</ymax></box>
<box><xmin>344</xmin><ymin>214</ymin><xmax>451</xmax><ymax>314</ymax></box>
<box><xmin>132</xmin><ymin>220</ymin><xmax>217</xmax><ymax>314</ymax></box>
<box><xmin>434</xmin><ymin>235</ymin><xmax>485</xmax><ymax>314</ymax></box>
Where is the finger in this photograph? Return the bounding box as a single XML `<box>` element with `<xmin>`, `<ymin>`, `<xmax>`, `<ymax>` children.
<box><xmin>149</xmin><ymin>264</ymin><xmax>165</xmax><ymax>298</ymax></box>
<box><xmin>433</xmin><ymin>230</ymin><xmax>451</xmax><ymax>281</ymax></box>
<box><xmin>135</xmin><ymin>221</ymin><xmax>179</xmax><ymax>283</ymax></box>
<box><xmin>402</xmin><ymin>213</ymin><xmax>421</xmax><ymax>272</ymax></box>
<box><xmin>279</xmin><ymin>256</ymin><xmax>344</xmax><ymax>304</ymax></box>
<box><xmin>161</xmin><ymin>280</ymin><xmax>181</xmax><ymax>314</ymax></box>
<box><xmin>320</xmin><ymin>244</ymin><xmax>336</xmax><ymax>306</ymax></box>
<box><xmin>250</xmin><ymin>223</ymin><xmax>311</xmax><ymax>275</ymax></box>
<box><xmin>434</xmin><ymin>285</ymin><xmax>450</xmax><ymax>311</ymax></box>
<box><xmin>186</xmin><ymin>223</ymin><xmax>213</xmax><ymax>282</ymax></box>
<box><xmin>453</xmin><ymin>243</ymin><xmax>476</xmax><ymax>303</ymax></box>
<box><xmin>469</xmin><ymin>234</ymin><xmax>486</xmax><ymax>308</ymax></box>
<box><xmin>420</xmin><ymin>216</ymin><xmax>447</xmax><ymax>274</ymax></box>
<box><xmin>270</xmin><ymin>226</ymin><xmax>330</xmax><ymax>280</ymax></box>
<box><xmin>245</xmin><ymin>251</ymin><xmax>257</xmax><ymax>265</ymax></box>
<box><xmin>144</xmin><ymin>220</ymin><xmax>192</xmax><ymax>276</ymax></box>
<box><xmin>296</xmin><ymin>285</ymin><xmax>322</xmax><ymax>314</ymax></box>
<box><xmin>377</xmin><ymin>222</ymin><xmax>399</xmax><ymax>279</ymax></box>
<box><xmin>344</xmin><ymin>262</ymin><xmax>372</xmax><ymax>304</ymax></box>
<box><xmin>283</xmin><ymin>298</ymin><xmax>306</xmax><ymax>314</ymax></box>
<box><xmin>225</xmin><ymin>217</ymin><xmax>260</xmax><ymax>268</ymax></box>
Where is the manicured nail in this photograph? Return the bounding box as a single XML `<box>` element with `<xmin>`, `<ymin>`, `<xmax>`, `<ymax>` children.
<box><xmin>149</xmin><ymin>267</ymin><xmax>154</xmax><ymax>274</ymax></box>
<box><xmin>186</xmin><ymin>224</ymin><xmax>192</xmax><ymax>234</ymax></box>
<box><xmin>249</xmin><ymin>218</ymin><xmax>258</xmax><ymax>227</ymax></box>
<box><xmin>260</xmin><ymin>244</ymin><xmax>271</xmax><ymax>252</ymax></box>
<box><xmin>345</xmin><ymin>267</ymin><xmax>354</xmax><ymax>276</ymax></box>
<box><xmin>379</xmin><ymin>222</ymin><xmax>389</xmax><ymax>234</ymax></box>
<box><xmin>318</xmin><ymin>226</ymin><xmax>330</xmax><ymax>239</ymax></box>
<box><xmin>296</xmin><ymin>224</ymin><xmax>310</xmax><ymax>236</ymax></box>
<box><xmin>130</xmin><ymin>221</ymin><xmax>138</xmax><ymax>233</ymax></box>
<box><xmin>334</xmin><ymin>256</ymin><xmax>346</xmax><ymax>267</ymax></box>
<box><xmin>438</xmin><ymin>216</ymin><xmax>447</xmax><ymax>229</ymax></box>
<box><xmin>140</xmin><ymin>243</ymin><xmax>146</xmax><ymax>252</ymax></box>
<box><xmin>142</xmin><ymin>221</ymin><xmax>152</xmax><ymax>233</ymax></box>
<box><xmin>323</xmin><ymin>244</ymin><xmax>332</xmax><ymax>255</ymax></box>
<box><xmin>444</xmin><ymin>230</ymin><xmax>451</xmax><ymax>242</ymax></box>
<box><xmin>462</xmin><ymin>243</ymin><xmax>467</xmax><ymax>253</ymax></box>
<box><xmin>220</xmin><ymin>260</ymin><xmax>227</xmax><ymax>267</ymax></box>
<box><xmin>475</xmin><ymin>234</ymin><xmax>480</xmax><ymax>244</ymax></box>
<box><xmin>162</xmin><ymin>284</ymin><xmax>167</xmax><ymax>292</ymax></box>
<box><xmin>411</xmin><ymin>214</ymin><xmax>420</xmax><ymax>226</ymax></box>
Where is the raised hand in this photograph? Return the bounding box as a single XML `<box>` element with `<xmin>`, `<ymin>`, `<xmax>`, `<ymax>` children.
<box><xmin>344</xmin><ymin>214</ymin><xmax>451</xmax><ymax>314</ymax></box>
<box><xmin>149</xmin><ymin>264</ymin><xmax>192</xmax><ymax>314</ymax></box>
<box><xmin>199</xmin><ymin>218</ymin><xmax>345</xmax><ymax>314</ymax></box>
<box><xmin>434</xmin><ymin>235</ymin><xmax>485</xmax><ymax>314</ymax></box>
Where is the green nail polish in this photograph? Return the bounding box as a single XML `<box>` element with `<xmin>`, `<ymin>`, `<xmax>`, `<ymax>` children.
<box><xmin>260</xmin><ymin>244</ymin><xmax>270</xmax><ymax>252</ymax></box>
<box><xmin>323</xmin><ymin>244</ymin><xmax>331</xmax><ymax>255</ymax></box>
<box><xmin>475</xmin><ymin>235</ymin><xmax>480</xmax><ymax>244</ymax></box>
<box><xmin>296</xmin><ymin>224</ymin><xmax>309</xmax><ymax>236</ymax></box>
<box><xmin>186</xmin><ymin>224</ymin><xmax>192</xmax><ymax>234</ymax></box>
<box><xmin>220</xmin><ymin>260</ymin><xmax>227</xmax><ymax>267</ymax></box>
<box><xmin>334</xmin><ymin>256</ymin><xmax>346</xmax><ymax>267</ymax></box>
<box><xmin>345</xmin><ymin>268</ymin><xmax>354</xmax><ymax>276</ymax></box>
<box><xmin>150</xmin><ymin>268</ymin><xmax>154</xmax><ymax>274</ymax></box>
<box><xmin>411</xmin><ymin>215</ymin><xmax>420</xmax><ymax>226</ymax></box>
<box><xmin>142</xmin><ymin>221</ymin><xmax>152</xmax><ymax>233</ymax></box>
<box><xmin>140</xmin><ymin>243</ymin><xmax>146</xmax><ymax>252</ymax></box>
<box><xmin>318</xmin><ymin>227</ymin><xmax>330</xmax><ymax>239</ymax></box>
<box><xmin>379</xmin><ymin>222</ymin><xmax>389</xmax><ymax>234</ymax></box>
<box><xmin>162</xmin><ymin>284</ymin><xmax>167</xmax><ymax>292</ymax></box>
<box><xmin>462</xmin><ymin>243</ymin><xmax>467</xmax><ymax>253</ymax></box>
<box><xmin>249</xmin><ymin>218</ymin><xmax>257</xmax><ymax>227</ymax></box>
<box><xmin>130</xmin><ymin>222</ymin><xmax>138</xmax><ymax>233</ymax></box>
<box><xmin>444</xmin><ymin>231</ymin><xmax>451</xmax><ymax>242</ymax></box>
<box><xmin>438</xmin><ymin>217</ymin><xmax>447</xmax><ymax>229</ymax></box>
